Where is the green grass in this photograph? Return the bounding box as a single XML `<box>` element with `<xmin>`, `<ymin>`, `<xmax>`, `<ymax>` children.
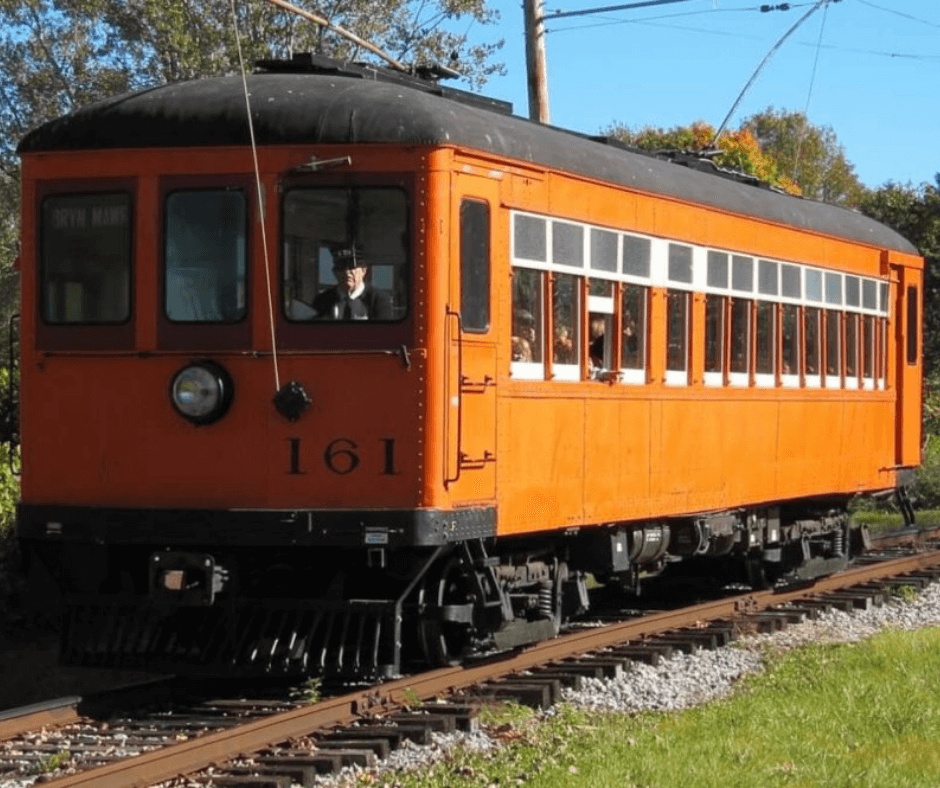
<box><xmin>852</xmin><ymin>509</ymin><xmax>940</xmax><ymax>531</ymax></box>
<box><xmin>373</xmin><ymin>626</ymin><xmax>940</xmax><ymax>788</ymax></box>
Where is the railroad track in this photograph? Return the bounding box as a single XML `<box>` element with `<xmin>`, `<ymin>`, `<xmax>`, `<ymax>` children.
<box><xmin>2</xmin><ymin>540</ymin><xmax>939</xmax><ymax>788</ymax></box>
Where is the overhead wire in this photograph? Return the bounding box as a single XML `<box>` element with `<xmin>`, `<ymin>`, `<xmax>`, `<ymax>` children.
<box><xmin>230</xmin><ymin>0</ymin><xmax>282</xmax><ymax>392</ymax></box>
<box><xmin>546</xmin><ymin>2</ymin><xmax>814</xmax><ymax>34</ymax></box>
<box><xmin>854</xmin><ymin>0</ymin><xmax>940</xmax><ymax>30</ymax></box>
<box><xmin>794</xmin><ymin>0</ymin><xmax>831</xmax><ymax>184</ymax></box>
<box><xmin>546</xmin><ymin>2</ymin><xmax>940</xmax><ymax>62</ymax></box>
<box><xmin>710</xmin><ymin>0</ymin><xmax>832</xmax><ymax>147</ymax></box>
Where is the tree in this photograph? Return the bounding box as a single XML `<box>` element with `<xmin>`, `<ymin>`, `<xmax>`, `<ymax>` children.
<box><xmin>860</xmin><ymin>177</ymin><xmax>940</xmax><ymax>380</ymax></box>
<box><xmin>0</xmin><ymin>0</ymin><xmax>504</xmax><ymax>353</ymax></box>
<box><xmin>741</xmin><ymin>108</ymin><xmax>865</xmax><ymax>207</ymax></box>
<box><xmin>604</xmin><ymin>109</ymin><xmax>867</xmax><ymax>207</ymax></box>
<box><xmin>603</xmin><ymin>119</ymin><xmax>801</xmax><ymax>196</ymax></box>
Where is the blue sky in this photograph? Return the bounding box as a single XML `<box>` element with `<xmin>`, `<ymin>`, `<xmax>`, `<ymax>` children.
<box><xmin>464</xmin><ymin>0</ymin><xmax>939</xmax><ymax>189</ymax></box>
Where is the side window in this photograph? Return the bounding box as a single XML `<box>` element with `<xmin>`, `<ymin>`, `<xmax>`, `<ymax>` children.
<box><xmin>825</xmin><ymin>309</ymin><xmax>841</xmax><ymax>382</ymax></box>
<box><xmin>165</xmin><ymin>189</ymin><xmax>247</xmax><ymax>322</ymax></box>
<box><xmin>804</xmin><ymin>307</ymin><xmax>821</xmax><ymax>386</ymax></box>
<box><xmin>621</xmin><ymin>283</ymin><xmax>648</xmax><ymax>379</ymax></box>
<box><xmin>907</xmin><ymin>286</ymin><xmax>919</xmax><ymax>365</ymax></box>
<box><xmin>704</xmin><ymin>293</ymin><xmax>726</xmax><ymax>384</ymax></box>
<box><xmin>588</xmin><ymin>278</ymin><xmax>613</xmax><ymax>376</ymax></box>
<box><xmin>730</xmin><ymin>297</ymin><xmax>751</xmax><ymax>381</ymax></box>
<box><xmin>41</xmin><ymin>192</ymin><xmax>132</xmax><ymax>324</ymax></box>
<box><xmin>880</xmin><ymin>317</ymin><xmax>889</xmax><ymax>387</ymax></box>
<box><xmin>511</xmin><ymin>268</ymin><xmax>544</xmax><ymax>376</ymax></box>
<box><xmin>552</xmin><ymin>273</ymin><xmax>580</xmax><ymax>379</ymax></box>
<box><xmin>665</xmin><ymin>289</ymin><xmax>689</xmax><ymax>382</ymax></box>
<box><xmin>845</xmin><ymin>313</ymin><xmax>859</xmax><ymax>383</ymax></box>
<box><xmin>862</xmin><ymin>314</ymin><xmax>875</xmax><ymax>384</ymax></box>
<box><xmin>781</xmin><ymin>304</ymin><xmax>800</xmax><ymax>384</ymax></box>
<box><xmin>666</xmin><ymin>245</ymin><xmax>692</xmax><ymax>385</ymax></box>
<box><xmin>755</xmin><ymin>301</ymin><xmax>775</xmax><ymax>382</ymax></box>
<box><xmin>460</xmin><ymin>200</ymin><xmax>490</xmax><ymax>333</ymax></box>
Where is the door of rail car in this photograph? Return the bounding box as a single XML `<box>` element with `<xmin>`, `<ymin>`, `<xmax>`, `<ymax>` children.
<box><xmin>444</xmin><ymin>173</ymin><xmax>499</xmax><ymax>504</ymax></box>
<box><xmin>892</xmin><ymin>258</ymin><xmax>923</xmax><ymax>468</ymax></box>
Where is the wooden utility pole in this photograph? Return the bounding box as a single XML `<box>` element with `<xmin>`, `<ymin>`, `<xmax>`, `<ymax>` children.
<box><xmin>523</xmin><ymin>0</ymin><xmax>550</xmax><ymax>123</ymax></box>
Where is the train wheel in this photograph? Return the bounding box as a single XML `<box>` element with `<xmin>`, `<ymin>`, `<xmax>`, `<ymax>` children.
<box><xmin>417</xmin><ymin>557</ymin><xmax>476</xmax><ymax>666</ymax></box>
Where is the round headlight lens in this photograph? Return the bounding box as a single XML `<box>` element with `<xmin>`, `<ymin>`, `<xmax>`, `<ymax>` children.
<box><xmin>170</xmin><ymin>362</ymin><xmax>233</xmax><ymax>425</ymax></box>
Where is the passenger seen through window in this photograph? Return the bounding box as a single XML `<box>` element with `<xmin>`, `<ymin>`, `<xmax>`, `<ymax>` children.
<box><xmin>512</xmin><ymin>268</ymin><xmax>543</xmax><ymax>363</ymax></box>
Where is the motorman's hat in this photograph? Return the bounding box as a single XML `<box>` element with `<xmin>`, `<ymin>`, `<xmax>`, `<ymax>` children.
<box><xmin>331</xmin><ymin>244</ymin><xmax>366</xmax><ymax>269</ymax></box>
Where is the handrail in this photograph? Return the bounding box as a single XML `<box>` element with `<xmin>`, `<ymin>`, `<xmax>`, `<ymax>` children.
<box><xmin>444</xmin><ymin>307</ymin><xmax>463</xmax><ymax>487</ymax></box>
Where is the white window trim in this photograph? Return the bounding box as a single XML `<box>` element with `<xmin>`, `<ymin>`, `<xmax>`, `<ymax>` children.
<box><xmin>511</xmin><ymin>361</ymin><xmax>545</xmax><ymax>380</ymax></box>
<box><xmin>620</xmin><ymin>368</ymin><xmax>646</xmax><ymax>385</ymax></box>
<box><xmin>704</xmin><ymin>371</ymin><xmax>723</xmax><ymax>387</ymax></box>
<box><xmin>588</xmin><ymin>294</ymin><xmax>615</xmax><ymax>314</ymax></box>
<box><xmin>755</xmin><ymin>372</ymin><xmax>775</xmax><ymax>389</ymax></box>
<box><xmin>665</xmin><ymin>369</ymin><xmax>689</xmax><ymax>387</ymax></box>
<box><xmin>552</xmin><ymin>363</ymin><xmax>580</xmax><ymax>382</ymax></box>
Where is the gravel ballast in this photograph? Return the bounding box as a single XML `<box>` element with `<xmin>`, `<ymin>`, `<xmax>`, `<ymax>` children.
<box><xmin>309</xmin><ymin>581</ymin><xmax>940</xmax><ymax>786</ymax></box>
<box><xmin>6</xmin><ymin>581</ymin><xmax>940</xmax><ymax>788</ymax></box>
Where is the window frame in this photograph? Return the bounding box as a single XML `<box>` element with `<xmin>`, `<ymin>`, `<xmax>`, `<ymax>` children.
<box><xmin>510</xmin><ymin>266</ymin><xmax>547</xmax><ymax>380</ymax></box>
<box><xmin>158</xmin><ymin>175</ymin><xmax>253</xmax><ymax>350</ymax></box>
<box><xmin>36</xmin><ymin>178</ymin><xmax>137</xmax><ymax>351</ymax></box>
<box><xmin>665</xmin><ymin>288</ymin><xmax>691</xmax><ymax>386</ymax></box>
<box><xmin>275</xmin><ymin>172</ymin><xmax>416</xmax><ymax>351</ymax></box>
<box><xmin>620</xmin><ymin>282</ymin><xmax>649</xmax><ymax>384</ymax></box>
<box><xmin>459</xmin><ymin>198</ymin><xmax>491</xmax><ymax>334</ymax></box>
<box><xmin>703</xmin><ymin>292</ymin><xmax>726</xmax><ymax>388</ymax></box>
<box><xmin>781</xmin><ymin>303</ymin><xmax>801</xmax><ymax>388</ymax></box>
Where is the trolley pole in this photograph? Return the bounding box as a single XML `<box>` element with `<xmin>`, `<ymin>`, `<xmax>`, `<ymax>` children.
<box><xmin>524</xmin><ymin>0</ymin><xmax>550</xmax><ymax>123</ymax></box>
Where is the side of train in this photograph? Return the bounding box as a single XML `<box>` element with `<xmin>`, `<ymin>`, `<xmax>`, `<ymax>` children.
<box><xmin>16</xmin><ymin>56</ymin><xmax>923</xmax><ymax>678</ymax></box>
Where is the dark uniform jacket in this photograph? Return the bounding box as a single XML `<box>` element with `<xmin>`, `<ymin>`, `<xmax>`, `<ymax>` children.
<box><xmin>312</xmin><ymin>285</ymin><xmax>393</xmax><ymax>321</ymax></box>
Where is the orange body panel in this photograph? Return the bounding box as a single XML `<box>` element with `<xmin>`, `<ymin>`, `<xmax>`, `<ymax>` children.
<box><xmin>19</xmin><ymin>353</ymin><xmax>425</xmax><ymax>509</ymax></box>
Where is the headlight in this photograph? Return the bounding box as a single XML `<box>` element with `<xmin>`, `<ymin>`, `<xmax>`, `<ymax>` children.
<box><xmin>170</xmin><ymin>361</ymin><xmax>233</xmax><ymax>425</ymax></box>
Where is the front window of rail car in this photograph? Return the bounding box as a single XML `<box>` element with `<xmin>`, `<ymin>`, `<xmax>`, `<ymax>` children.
<box><xmin>41</xmin><ymin>193</ymin><xmax>131</xmax><ymax>324</ymax></box>
<box><xmin>164</xmin><ymin>190</ymin><xmax>247</xmax><ymax>322</ymax></box>
<box><xmin>282</xmin><ymin>187</ymin><xmax>408</xmax><ymax>322</ymax></box>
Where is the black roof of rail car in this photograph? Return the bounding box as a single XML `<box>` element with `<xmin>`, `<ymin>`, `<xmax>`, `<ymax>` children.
<box><xmin>18</xmin><ymin>70</ymin><xmax>917</xmax><ymax>255</ymax></box>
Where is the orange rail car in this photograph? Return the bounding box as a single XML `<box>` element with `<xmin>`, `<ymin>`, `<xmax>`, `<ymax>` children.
<box><xmin>16</xmin><ymin>56</ymin><xmax>922</xmax><ymax>678</ymax></box>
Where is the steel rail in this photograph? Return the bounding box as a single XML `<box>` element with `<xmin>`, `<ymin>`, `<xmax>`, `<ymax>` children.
<box><xmin>0</xmin><ymin>677</ymin><xmax>178</xmax><ymax>743</ymax></box>
<box><xmin>0</xmin><ymin>697</ymin><xmax>81</xmax><ymax>741</ymax></box>
<box><xmin>39</xmin><ymin>549</ymin><xmax>940</xmax><ymax>788</ymax></box>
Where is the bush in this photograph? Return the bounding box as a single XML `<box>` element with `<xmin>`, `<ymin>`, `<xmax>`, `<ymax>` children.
<box><xmin>0</xmin><ymin>363</ymin><xmax>21</xmax><ymax>615</ymax></box>
<box><xmin>0</xmin><ymin>441</ymin><xmax>20</xmax><ymax>617</ymax></box>
<box><xmin>912</xmin><ymin>435</ymin><xmax>940</xmax><ymax>508</ymax></box>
